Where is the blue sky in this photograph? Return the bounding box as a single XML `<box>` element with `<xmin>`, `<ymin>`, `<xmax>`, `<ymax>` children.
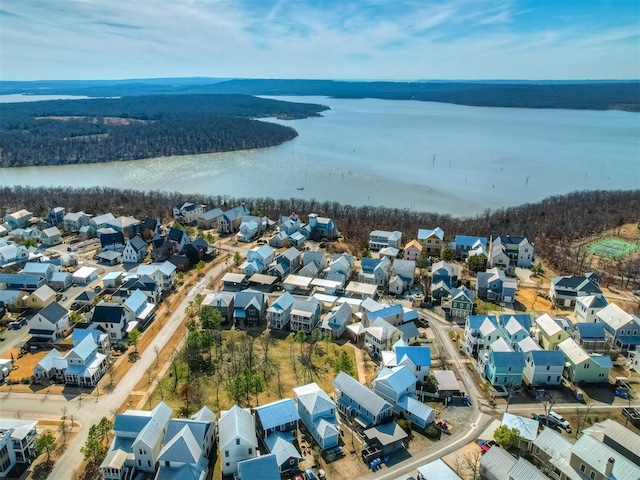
<box><xmin>1</xmin><ymin>0</ymin><xmax>638</xmax><ymax>80</ymax></box>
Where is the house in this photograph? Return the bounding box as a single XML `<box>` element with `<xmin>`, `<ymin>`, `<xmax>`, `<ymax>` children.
<box><xmin>26</xmin><ymin>284</ymin><xmax>56</xmax><ymax>309</ymax></box>
<box><xmin>303</xmin><ymin>251</ymin><xmax>330</xmax><ymax>272</ymax></box>
<box><xmin>293</xmin><ymin>382</ymin><xmax>340</xmax><ymax>451</ymax></box>
<box><xmin>33</xmin><ymin>349</ymin><xmax>67</xmax><ymax>383</ymax></box>
<box><xmin>122</xmin><ymin>236</ymin><xmax>147</xmax><ymax>263</ymax></box>
<box><xmin>499</xmin><ymin>314</ymin><xmax>531</xmax><ymax>349</ymax></box>
<box><xmin>91</xmin><ymin>302</ymin><xmax>128</xmax><ymax>341</ymax></box>
<box><xmin>105</xmin><ymin>216</ymin><xmax>141</xmax><ymax>238</ymax></box>
<box><xmin>535</xmin><ymin>314</ymin><xmax>570</xmax><ymax>350</ymax></box>
<box><xmin>321</xmin><ymin>302</ymin><xmax>353</xmax><ymax>339</ymax></box>
<box><xmin>40</xmin><ymin>226</ymin><xmax>62</xmax><ymax>247</ymax></box>
<box><xmin>268</xmin><ymin>247</ymin><xmax>302</xmax><ymax>279</ymax></box>
<box><xmin>365</xmin><ymin>318</ymin><xmax>402</xmax><ymax>356</ymax></box>
<box><xmin>72</xmin><ymin>266</ymin><xmax>98</xmax><ymax>285</ymax></box>
<box><xmin>166</xmin><ymin>227</ymin><xmax>189</xmax><ymax>255</ymax></box>
<box><xmin>334</xmin><ymin>371</ymin><xmax>393</xmax><ymax>428</ymax></box>
<box><xmin>114</xmin><ymin>275</ymin><xmax>161</xmax><ymax>304</ymax></box>
<box><xmin>531</xmin><ymin>426</ymin><xmax>575</xmax><ymax>479</ymax></box>
<box><xmin>366</xmin><ymin>303</ymin><xmax>404</xmax><ymax>327</ymax></box>
<box><xmin>476</xmin><ymin>267</ymin><xmax>517</xmax><ymax>303</ymax></box>
<box><xmin>269</xmin><ymin>231</ymin><xmax>290</xmax><ymax>249</ymax></box>
<box><xmin>28</xmin><ymin>301</ymin><xmax>70</xmax><ymax>341</ymax></box>
<box><xmin>480</xmin><ymin>446</ymin><xmax>518</xmax><ymax>480</ymax></box>
<box><xmin>307</xmin><ymin>213</ymin><xmax>339</xmax><ymax>240</ymax></box>
<box><xmin>502</xmin><ymin>412</ymin><xmax>539</xmax><ymax>453</ymax></box>
<box><xmin>523</xmin><ymin>350</ymin><xmax>565</xmax><ymax>386</ymax></box>
<box><xmin>369</xmin><ymin>230</ymin><xmax>402</xmax><ymax>251</ymax></box>
<box><xmin>362</xmin><ymin>422</ymin><xmax>408</xmax><ymax>457</ymax></box>
<box><xmin>583</xmin><ymin>419</ymin><xmax>640</xmax><ymax>466</ymax></box>
<box><xmin>574</xmin><ymin>322</ymin><xmax>607</xmax><ymax>353</ymax></box>
<box><xmin>140</xmin><ymin>217</ymin><xmax>162</xmax><ymax>238</ymax></box>
<box><xmin>596</xmin><ymin>303</ymin><xmax>640</xmax><ymax>353</ymax></box>
<box><xmin>373</xmin><ymin>366</ymin><xmax>435</xmax><ymax>429</ymax></box>
<box><xmin>568</xmin><ymin>431</ymin><xmax>640</xmax><ymax>480</ymax></box>
<box><xmin>549</xmin><ymin>273</ymin><xmax>602</xmax><ymax>308</ymax></box>
<box><xmin>488</xmin><ymin>235</ymin><xmax>534</xmax><ymax>269</ymax></box>
<box><xmin>575</xmin><ymin>294</ymin><xmax>608</xmax><ymax>323</ymax></box>
<box><xmin>417</xmin><ymin>458</ymin><xmax>462</xmax><ymax>480</ymax></box>
<box><xmin>219</xmin><ymin>405</ymin><xmax>258</xmax><ymax>476</ymax></box>
<box><xmin>445</xmin><ymin>286</ymin><xmax>475</xmax><ymax>319</ymax></box>
<box><xmin>0</xmin><ymin>244</ymin><xmax>29</xmax><ymax>267</ymax></box>
<box><xmin>236</xmin><ymin>220</ymin><xmax>260</xmax><ymax>243</ymax></box>
<box><xmin>99</xmin><ymin>231</ymin><xmax>125</xmax><ymax>253</ymax></box>
<box><xmin>95</xmin><ymin>250</ymin><xmax>122</xmax><ymax>266</ymax></box>
<box><xmin>135</xmin><ymin>261</ymin><xmax>176</xmax><ymax>292</ymax></box>
<box><xmin>464</xmin><ymin>315</ymin><xmax>498</xmax><ymax>355</ymax></box>
<box><xmin>266</xmin><ymin>292</ymin><xmax>295</xmax><ymax>330</ymax></box>
<box><xmin>381</xmin><ymin>343</ymin><xmax>431</xmax><ymax>383</ymax></box>
<box><xmin>184</xmin><ymin>238</ymin><xmax>212</xmax><ymax>263</ymax></box>
<box><xmin>453</xmin><ymin>235</ymin><xmax>488</xmax><ymax>259</ymax></box>
<box><xmin>263</xmin><ymin>433</ymin><xmax>302</xmax><ymax>475</ymax></box>
<box><xmin>90</xmin><ymin>213</ymin><xmax>116</xmax><ymax>234</ymax></box>
<box><xmin>240</xmin><ymin>244</ymin><xmax>275</xmax><ymax>275</ymax></box>
<box><xmin>72</xmin><ymin>328</ymin><xmax>110</xmax><ymax>355</ymax></box>
<box><xmin>326</xmin><ymin>253</ymin><xmax>354</xmax><ymax>278</ymax></box>
<box><xmin>417</xmin><ymin>227</ymin><xmax>445</xmax><ymax>256</ymax></box>
<box><xmin>61</xmin><ymin>335</ymin><xmax>107</xmax><ymax>386</ymax></box>
<box><xmin>5</xmin><ymin>209</ymin><xmax>33</xmax><ymax>230</ymax></box>
<box><xmin>62</xmin><ymin>211</ymin><xmax>91</xmax><ymax>232</ymax></box>
<box><xmin>236</xmin><ymin>454</ymin><xmax>280</xmax><ymax>480</ymax></box>
<box><xmin>197</xmin><ymin>207</ymin><xmax>224</xmax><ymax>229</ymax></box>
<box><xmin>431</xmin><ymin>261</ymin><xmax>458</xmax><ymax>289</ymax></box>
<box><xmin>289</xmin><ymin>298</ymin><xmax>321</xmax><ymax>333</ymax></box>
<box><xmin>485</xmin><ymin>351</ymin><xmax>525</xmax><ymax>387</ymax></box>
<box><xmin>201</xmin><ymin>292</ymin><xmax>235</xmax><ymax>323</ymax></box>
<box><xmin>123</xmin><ymin>289</ymin><xmax>155</xmax><ymax>327</ymax></box>
<box><xmin>173</xmin><ymin>202</ymin><xmax>204</xmax><ymax>224</ymax></box>
<box><xmin>359</xmin><ymin>257</ymin><xmax>391</xmax><ymax>286</ymax></box>
<box><xmin>390</xmin><ymin>259</ymin><xmax>415</xmax><ymax>293</ymax></box>
<box><xmin>221</xmin><ymin>272</ymin><xmax>246</xmax><ymax>291</ymax></box>
<box><xmin>430</xmin><ymin>280</ymin><xmax>451</xmax><ymax>303</ymax></box>
<box><xmin>403</xmin><ymin>239</ymin><xmax>423</xmax><ymax>262</ymax></box>
<box><xmin>233</xmin><ymin>289</ymin><xmax>267</xmax><ymax>326</ymax></box>
<box><xmin>0</xmin><ymin>419</ymin><xmax>37</xmax><ymax>468</ymax></box>
<box><xmin>346</xmin><ymin>281</ymin><xmax>378</xmax><ymax>299</ymax></box>
<box><xmin>298</xmin><ymin>261</ymin><xmax>320</xmax><ymax>278</ymax></box>
<box><xmin>557</xmin><ymin>338</ymin><xmax>612</xmax><ymax>383</ymax></box>
<box><xmin>219</xmin><ymin>204</ymin><xmax>250</xmax><ymax>233</ymax></box>
<box><xmin>254</xmin><ymin>398</ymin><xmax>300</xmax><ymax>440</ymax></box>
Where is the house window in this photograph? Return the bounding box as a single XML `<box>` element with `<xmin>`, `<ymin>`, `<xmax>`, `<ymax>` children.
<box><xmin>290</xmin><ymin>459</ymin><xmax>296</xmax><ymax>466</ymax></box>
<box><xmin>226</xmin><ymin>462</ymin><xmax>230</xmax><ymax>467</ymax></box>
<box><xmin>165</xmin><ymin>461</ymin><xmax>170</xmax><ymax>467</ymax></box>
<box><xmin>225</xmin><ymin>451</ymin><xmax>229</xmax><ymax>458</ymax></box>
<box><xmin>547</xmin><ymin>376</ymin><xmax>551</xmax><ymax>382</ymax></box>
<box><xmin>138</xmin><ymin>460</ymin><xmax>141</xmax><ymax>466</ymax></box>
<box><xmin>589</xmin><ymin>472</ymin><xmax>596</xmax><ymax>480</ymax></box>
<box><xmin>139</xmin><ymin>449</ymin><xmax>143</xmax><ymax>455</ymax></box>
<box><xmin>508</xmin><ymin>367</ymin><xmax>512</xmax><ymax>372</ymax></box>
<box><xmin>147</xmin><ymin>461</ymin><xmax>151</xmax><ymax>467</ymax></box>
<box><xmin>248</xmin><ymin>448</ymin><xmax>253</xmax><ymax>455</ymax></box>
<box><xmin>580</xmin><ymin>464</ymin><xmax>586</xmax><ymax>473</ymax></box>
<box><xmin>236</xmin><ymin>439</ymin><xmax>240</xmax><ymax>445</ymax></box>
<box><xmin>280</xmin><ymin>425</ymin><xmax>285</xmax><ymax>431</ymax></box>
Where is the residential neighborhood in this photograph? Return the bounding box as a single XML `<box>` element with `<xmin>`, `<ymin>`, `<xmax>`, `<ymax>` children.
<box><xmin>0</xmin><ymin>203</ymin><xmax>639</xmax><ymax>480</ymax></box>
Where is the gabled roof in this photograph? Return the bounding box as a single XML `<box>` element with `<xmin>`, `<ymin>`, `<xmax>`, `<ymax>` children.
<box><xmin>576</xmin><ymin>294</ymin><xmax>608</xmax><ymax>309</ymax></box>
<box><xmin>479</xmin><ymin>446</ymin><xmax>517</xmax><ymax>479</ymax></box>
<box><xmin>451</xmin><ymin>286</ymin><xmax>475</xmax><ymax>302</ymax></box>
<box><xmin>254</xmin><ymin>398</ymin><xmax>300</xmax><ymax>430</ymax></box>
<box><xmin>503</xmin><ymin>316</ymin><xmax>527</xmax><ymax>336</ymax></box>
<box><xmin>200</xmin><ymin>208</ymin><xmax>224</xmax><ymax>220</ymax></box>
<box><xmin>529</xmin><ymin>349</ymin><xmax>565</xmax><ymax>366</ymax></box>
<box><xmin>455</xmin><ymin>235</ymin><xmax>487</xmax><ymax>248</ymax></box>
<box><xmin>366</xmin><ymin>318</ymin><xmax>400</xmax><ymax>341</ymax></box>
<box><xmin>571</xmin><ymin>433</ymin><xmax>640</xmax><ymax>480</ymax></box>
<box><xmin>75</xmin><ymin>290</ymin><xmax>97</xmax><ymax>303</ymax></box>
<box><xmin>270</xmin><ymin>292</ymin><xmax>294</xmax><ymax>312</ymax></box>
<box><xmin>404</xmin><ymin>239</ymin><xmax>422</xmax><ymax>251</ymax></box>
<box><xmin>597</xmin><ymin>303</ymin><xmax>639</xmax><ymax>331</ymax></box>
<box><xmin>293</xmin><ymin>383</ymin><xmax>336</xmax><ymax>416</ymax></box>
<box><xmin>489</xmin><ymin>351</ymin><xmax>525</xmax><ymax>368</ymax></box>
<box><xmin>509</xmin><ymin>457</ymin><xmax>549</xmax><ymax>480</ymax></box>
<box><xmin>333</xmin><ymin>371</ymin><xmax>391</xmax><ymax>416</ymax></box>
<box><xmin>467</xmin><ymin>315</ymin><xmax>498</xmax><ymax>330</ymax></box>
<box><xmin>136</xmin><ymin>402</ymin><xmax>173</xmax><ymax>448</ymax></box>
<box><xmin>265</xmin><ymin>432</ymin><xmax>301</xmax><ymax>466</ymax></box>
<box><xmin>417</xmin><ymin>227</ymin><xmax>444</xmax><ymax>241</ymax></box>
<box><xmin>168</xmin><ymin>227</ymin><xmax>187</xmax><ymax>242</ymax></box>
<box><xmin>92</xmin><ymin>303</ymin><xmax>125</xmax><ymax>323</ymax></box>
<box><xmin>31</xmin><ymin>284</ymin><xmax>56</xmax><ymax>302</ymax></box>
<box><xmin>394</xmin><ymin>345</ymin><xmax>431</xmax><ymax>367</ymax></box>
<box><xmin>375</xmin><ymin>366</ymin><xmax>416</xmax><ymax>394</ymax></box>
<box><xmin>234</xmin><ymin>290</ymin><xmax>265</xmax><ymax>309</ymax></box>
<box><xmin>557</xmin><ymin>338</ymin><xmax>590</xmax><ymax>364</ymax></box>
<box><xmin>124</xmin><ymin>289</ymin><xmax>148</xmax><ymax>313</ymax></box>
<box><xmin>592</xmin><ymin>354</ymin><xmax>612</xmax><ymax>368</ymax></box>
<box><xmin>583</xmin><ymin>419</ymin><xmax>640</xmax><ymax>462</ymax></box>
<box><xmin>576</xmin><ymin>322</ymin><xmax>606</xmax><ymax>340</ymax></box>
<box><xmin>158</xmin><ymin>425</ymin><xmax>202</xmax><ymax>464</ymax></box>
<box><xmin>69</xmin><ymin>335</ymin><xmax>98</xmax><ymax>362</ymax></box>
<box><xmin>363</xmin><ymin>421</ymin><xmax>408</xmax><ymax>446</ymax></box>
<box><xmin>72</xmin><ymin>328</ymin><xmax>104</xmax><ymax>346</ymax></box>
<box><xmin>219</xmin><ymin>405</ymin><xmax>256</xmax><ymax>449</ymax></box>
<box><xmin>324</xmin><ymin>302</ymin><xmax>352</xmax><ymax>328</ymax></box>
<box><xmin>35</xmin><ymin>348</ymin><xmax>66</xmax><ymax>372</ymax></box>
<box><xmin>500</xmin><ymin>314</ymin><xmax>532</xmax><ymax>331</ymax></box>
<box><xmin>280</xmin><ymin>246</ymin><xmax>301</xmax><ymax>262</ymax></box>
<box><xmin>502</xmin><ymin>412</ymin><xmax>539</xmax><ymax>441</ymax></box>
<box><xmin>191</xmin><ymin>406</ymin><xmax>216</xmax><ymax>423</ymax></box>
<box><xmin>21</xmin><ymin>262</ymin><xmax>55</xmax><ymax>276</ymax></box>
<box><xmin>127</xmin><ymin>235</ymin><xmax>147</xmax><ymax>252</ymax></box>
<box><xmin>37</xmin><ymin>301</ymin><xmax>68</xmax><ymax>324</ymax></box>
<box><xmin>535</xmin><ymin>313</ymin><xmax>563</xmax><ymax>336</ymax></box>
<box><xmin>237</xmin><ymin>454</ymin><xmax>280</xmax><ymax>480</ymax></box>
<box><xmin>417</xmin><ymin>459</ymin><xmax>461</xmax><ymax>480</ymax></box>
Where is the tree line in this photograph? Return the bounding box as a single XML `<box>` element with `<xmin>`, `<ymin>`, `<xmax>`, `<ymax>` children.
<box><xmin>0</xmin><ymin>94</ymin><xmax>328</xmax><ymax>167</ymax></box>
<box><xmin>1</xmin><ymin>186</ymin><xmax>639</xmax><ymax>278</ymax></box>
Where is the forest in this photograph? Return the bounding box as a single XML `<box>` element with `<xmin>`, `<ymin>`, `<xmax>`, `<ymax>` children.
<box><xmin>0</xmin><ymin>94</ymin><xmax>328</xmax><ymax>167</ymax></box>
<box><xmin>1</xmin><ymin>187</ymin><xmax>639</xmax><ymax>280</ymax></box>
<box><xmin>2</xmin><ymin>78</ymin><xmax>639</xmax><ymax>111</ymax></box>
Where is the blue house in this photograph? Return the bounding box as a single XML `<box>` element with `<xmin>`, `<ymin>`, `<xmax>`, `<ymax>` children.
<box><xmin>254</xmin><ymin>398</ymin><xmax>300</xmax><ymax>441</ymax></box>
<box><xmin>596</xmin><ymin>303</ymin><xmax>640</xmax><ymax>353</ymax></box>
<box><xmin>574</xmin><ymin>321</ymin><xmax>607</xmax><ymax>353</ymax></box>
<box><xmin>453</xmin><ymin>235</ymin><xmax>488</xmax><ymax>259</ymax></box>
<box><xmin>431</xmin><ymin>260</ymin><xmax>459</xmax><ymax>288</ymax></box>
<box><xmin>485</xmin><ymin>351</ymin><xmax>525</xmax><ymax>387</ymax></box>
<box><xmin>268</xmin><ymin>247</ymin><xmax>302</xmax><ymax>280</ymax></box>
<box><xmin>293</xmin><ymin>383</ymin><xmax>340</xmax><ymax>451</ymax></box>
<box><xmin>234</xmin><ymin>289</ymin><xmax>267</xmax><ymax>326</ymax></box>
<box><xmin>333</xmin><ymin>372</ymin><xmax>393</xmax><ymax>429</ymax></box>
<box><xmin>307</xmin><ymin>214</ymin><xmax>339</xmax><ymax>241</ymax></box>
<box><xmin>266</xmin><ymin>292</ymin><xmax>295</xmax><ymax>330</ymax></box>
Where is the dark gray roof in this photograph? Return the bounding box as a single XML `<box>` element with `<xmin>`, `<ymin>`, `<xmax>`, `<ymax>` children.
<box><xmin>128</xmin><ymin>236</ymin><xmax>147</xmax><ymax>252</ymax></box>
<box><xmin>168</xmin><ymin>227</ymin><xmax>187</xmax><ymax>242</ymax></box>
<box><xmin>92</xmin><ymin>303</ymin><xmax>125</xmax><ymax>323</ymax></box>
<box><xmin>38</xmin><ymin>302</ymin><xmax>68</xmax><ymax>324</ymax></box>
<box><xmin>100</xmin><ymin>232</ymin><xmax>124</xmax><ymax>248</ymax></box>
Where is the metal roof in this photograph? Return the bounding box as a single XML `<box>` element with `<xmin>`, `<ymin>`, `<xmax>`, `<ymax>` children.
<box><xmin>479</xmin><ymin>446</ymin><xmax>517</xmax><ymax>479</ymax></box>
<box><xmin>38</xmin><ymin>301</ymin><xmax>68</xmax><ymax>323</ymax></box>
<box><xmin>264</xmin><ymin>432</ymin><xmax>301</xmax><ymax>467</ymax></box>
<box><xmin>583</xmin><ymin>419</ymin><xmax>640</xmax><ymax>463</ymax></box>
<box><xmin>529</xmin><ymin>349</ymin><xmax>566</xmax><ymax>366</ymax></box>
<box><xmin>417</xmin><ymin>458</ymin><xmax>461</xmax><ymax>480</ymax></box>
<box><xmin>395</xmin><ymin>345</ymin><xmax>431</xmax><ymax>367</ymax></box>
<box><xmin>219</xmin><ymin>405</ymin><xmax>257</xmax><ymax>450</ymax></box>
<box><xmin>502</xmin><ymin>413</ymin><xmax>539</xmax><ymax>441</ymax></box>
<box><xmin>375</xmin><ymin>366</ymin><xmax>416</xmax><ymax>395</ymax></box>
<box><xmin>135</xmin><ymin>402</ymin><xmax>172</xmax><ymax>449</ymax></box>
<box><xmin>396</xmin><ymin>395</ymin><xmax>435</xmax><ymax>423</ymax></box>
<box><xmin>254</xmin><ymin>399</ymin><xmax>300</xmax><ymax>431</ymax></box>
<box><xmin>294</xmin><ymin>383</ymin><xmax>336</xmax><ymax>417</ymax></box>
<box><xmin>509</xmin><ymin>457</ymin><xmax>549</xmax><ymax>480</ymax></box>
<box><xmin>575</xmin><ymin>322</ymin><xmax>606</xmax><ymax>339</ymax></box>
<box><xmin>158</xmin><ymin>425</ymin><xmax>202</xmax><ymax>464</ymax></box>
<box><xmin>489</xmin><ymin>351</ymin><xmax>525</xmax><ymax>368</ymax></box>
<box><xmin>237</xmin><ymin>454</ymin><xmax>280</xmax><ymax>480</ymax></box>
<box><xmin>333</xmin><ymin>371</ymin><xmax>391</xmax><ymax>417</ymax></box>
<box><xmin>363</xmin><ymin>421</ymin><xmax>407</xmax><ymax>446</ymax></box>
<box><xmin>571</xmin><ymin>434</ymin><xmax>640</xmax><ymax>480</ymax></box>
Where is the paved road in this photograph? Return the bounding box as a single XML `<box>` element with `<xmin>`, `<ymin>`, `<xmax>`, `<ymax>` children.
<box><xmin>356</xmin><ymin>311</ymin><xmax>488</xmax><ymax>480</ymax></box>
<box><xmin>0</xmin><ymin>260</ymin><xmax>230</xmax><ymax>479</ymax></box>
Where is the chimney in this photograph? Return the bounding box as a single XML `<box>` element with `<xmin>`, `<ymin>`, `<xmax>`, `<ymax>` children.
<box><xmin>605</xmin><ymin>457</ymin><xmax>615</xmax><ymax>478</ymax></box>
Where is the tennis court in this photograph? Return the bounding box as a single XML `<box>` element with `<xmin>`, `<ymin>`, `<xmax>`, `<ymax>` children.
<box><xmin>587</xmin><ymin>238</ymin><xmax>638</xmax><ymax>260</ymax></box>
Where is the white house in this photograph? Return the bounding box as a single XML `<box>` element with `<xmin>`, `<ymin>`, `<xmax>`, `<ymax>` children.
<box><xmin>173</xmin><ymin>202</ymin><xmax>204</xmax><ymax>224</ymax></box>
<box><xmin>91</xmin><ymin>302</ymin><xmax>128</xmax><ymax>341</ymax></box>
<box><xmin>122</xmin><ymin>236</ymin><xmax>147</xmax><ymax>263</ymax></box>
<box><xmin>575</xmin><ymin>294</ymin><xmax>608</xmax><ymax>323</ymax></box>
<box><xmin>488</xmin><ymin>235</ymin><xmax>534</xmax><ymax>269</ymax></box>
<box><xmin>27</xmin><ymin>301</ymin><xmax>70</xmax><ymax>341</ymax></box>
<box><xmin>369</xmin><ymin>230</ymin><xmax>402</xmax><ymax>251</ymax></box>
<box><xmin>219</xmin><ymin>405</ymin><xmax>258</xmax><ymax>476</ymax></box>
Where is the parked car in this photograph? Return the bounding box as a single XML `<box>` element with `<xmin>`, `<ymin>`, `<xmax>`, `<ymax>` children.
<box><xmin>533</xmin><ymin>414</ymin><xmax>561</xmax><ymax>430</ymax></box>
<box><xmin>292</xmin><ymin>475</ymin><xmax>303</xmax><ymax>480</ymax></box>
<box><xmin>305</xmin><ymin>469</ymin><xmax>317</xmax><ymax>480</ymax></box>
<box><xmin>549</xmin><ymin>411</ymin><xmax>570</xmax><ymax>429</ymax></box>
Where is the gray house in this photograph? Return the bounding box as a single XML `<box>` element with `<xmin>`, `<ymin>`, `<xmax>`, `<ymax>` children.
<box><xmin>476</xmin><ymin>267</ymin><xmax>517</xmax><ymax>303</ymax></box>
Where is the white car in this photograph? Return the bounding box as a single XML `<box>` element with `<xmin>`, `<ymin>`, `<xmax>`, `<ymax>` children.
<box><xmin>549</xmin><ymin>411</ymin><xmax>570</xmax><ymax>429</ymax></box>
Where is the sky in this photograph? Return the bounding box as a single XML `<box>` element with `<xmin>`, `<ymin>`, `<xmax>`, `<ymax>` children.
<box><xmin>1</xmin><ymin>0</ymin><xmax>639</xmax><ymax>81</ymax></box>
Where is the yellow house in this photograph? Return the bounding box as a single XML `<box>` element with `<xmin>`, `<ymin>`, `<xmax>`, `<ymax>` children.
<box><xmin>417</xmin><ymin>227</ymin><xmax>445</xmax><ymax>256</ymax></box>
<box><xmin>534</xmin><ymin>313</ymin><xmax>570</xmax><ymax>350</ymax></box>
<box><xmin>27</xmin><ymin>285</ymin><xmax>57</xmax><ymax>310</ymax></box>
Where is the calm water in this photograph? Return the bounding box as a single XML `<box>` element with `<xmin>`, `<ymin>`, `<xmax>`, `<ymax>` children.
<box><xmin>1</xmin><ymin>94</ymin><xmax>638</xmax><ymax>216</ymax></box>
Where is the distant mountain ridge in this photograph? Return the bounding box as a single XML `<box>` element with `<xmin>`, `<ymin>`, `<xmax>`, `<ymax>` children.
<box><xmin>2</xmin><ymin>78</ymin><xmax>638</xmax><ymax>111</ymax></box>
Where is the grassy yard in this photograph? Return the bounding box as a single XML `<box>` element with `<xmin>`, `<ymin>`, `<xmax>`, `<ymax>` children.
<box><xmin>474</xmin><ymin>298</ymin><xmax>502</xmax><ymax>315</ymax></box>
<box><xmin>148</xmin><ymin>329</ymin><xmax>357</xmax><ymax>415</ymax></box>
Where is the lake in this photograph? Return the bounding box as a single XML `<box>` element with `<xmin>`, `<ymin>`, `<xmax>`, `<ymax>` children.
<box><xmin>1</xmin><ymin>94</ymin><xmax>638</xmax><ymax>216</ymax></box>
